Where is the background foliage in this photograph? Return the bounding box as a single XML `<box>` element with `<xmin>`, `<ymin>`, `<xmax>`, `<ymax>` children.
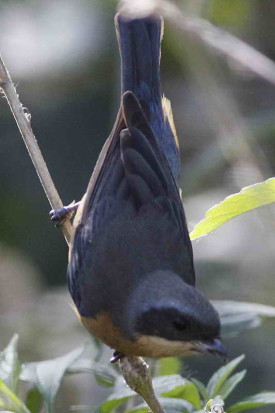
<box><xmin>0</xmin><ymin>0</ymin><xmax>274</xmax><ymax>411</ymax></box>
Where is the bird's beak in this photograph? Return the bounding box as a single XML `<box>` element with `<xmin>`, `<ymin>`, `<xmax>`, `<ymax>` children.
<box><xmin>205</xmin><ymin>338</ymin><xmax>228</xmax><ymax>361</ymax></box>
<box><xmin>194</xmin><ymin>338</ymin><xmax>228</xmax><ymax>362</ymax></box>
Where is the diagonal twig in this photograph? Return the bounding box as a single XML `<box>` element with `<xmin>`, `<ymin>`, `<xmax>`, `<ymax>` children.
<box><xmin>0</xmin><ymin>51</ymin><xmax>165</xmax><ymax>413</ymax></box>
<box><xmin>120</xmin><ymin>357</ymin><xmax>166</xmax><ymax>413</ymax></box>
<box><xmin>120</xmin><ymin>0</ymin><xmax>275</xmax><ymax>86</ymax></box>
<box><xmin>160</xmin><ymin>1</ymin><xmax>275</xmax><ymax>86</ymax></box>
<box><xmin>0</xmin><ymin>53</ymin><xmax>72</xmax><ymax>244</ymax></box>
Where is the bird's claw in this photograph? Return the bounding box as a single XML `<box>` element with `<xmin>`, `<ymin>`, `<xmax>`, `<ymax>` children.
<box><xmin>49</xmin><ymin>208</ymin><xmax>69</xmax><ymax>226</ymax></box>
<box><xmin>49</xmin><ymin>201</ymin><xmax>78</xmax><ymax>227</ymax></box>
<box><xmin>110</xmin><ymin>350</ymin><xmax>125</xmax><ymax>363</ymax></box>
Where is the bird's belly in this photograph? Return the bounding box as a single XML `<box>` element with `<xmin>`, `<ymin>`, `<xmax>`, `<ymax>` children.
<box><xmin>81</xmin><ymin>312</ymin><xmax>195</xmax><ymax>358</ymax></box>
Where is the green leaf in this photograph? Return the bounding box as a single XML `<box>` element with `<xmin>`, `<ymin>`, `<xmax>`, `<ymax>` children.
<box><xmin>190</xmin><ymin>178</ymin><xmax>275</xmax><ymax>240</ymax></box>
<box><xmin>0</xmin><ymin>334</ymin><xmax>21</xmax><ymax>393</ymax></box>
<box><xmin>157</xmin><ymin>357</ymin><xmax>181</xmax><ymax>376</ymax></box>
<box><xmin>103</xmin><ymin>374</ymin><xmax>201</xmax><ymax>412</ymax></box>
<box><xmin>155</xmin><ymin>375</ymin><xmax>201</xmax><ymax>410</ymax></box>
<box><xmin>94</xmin><ymin>369</ymin><xmax>116</xmax><ymax>388</ymax></box>
<box><xmin>67</xmin><ymin>342</ymin><xmax>118</xmax><ymax>388</ymax></box>
<box><xmin>68</xmin><ymin>358</ymin><xmax>118</xmax><ymax>387</ymax></box>
<box><xmin>227</xmin><ymin>392</ymin><xmax>275</xmax><ymax>413</ymax></box>
<box><xmin>133</xmin><ymin>397</ymin><xmax>194</xmax><ymax>412</ymax></box>
<box><xmin>191</xmin><ymin>378</ymin><xmax>209</xmax><ymax>401</ymax></box>
<box><xmin>25</xmin><ymin>388</ymin><xmax>43</xmax><ymax>413</ymax></box>
<box><xmin>100</xmin><ymin>394</ymin><xmax>132</xmax><ymax>413</ymax></box>
<box><xmin>204</xmin><ymin>397</ymin><xmax>224</xmax><ymax>412</ymax></box>
<box><xmin>21</xmin><ymin>346</ymin><xmax>85</xmax><ymax>413</ymax></box>
<box><xmin>0</xmin><ymin>378</ymin><xmax>30</xmax><ymax>413</ymax></box>
<box><xmin>100</xmin><ymin>381</ymin><xmax>136</xmax><ymax>413</ymax></box>
<box><xmin>206</xmin><ymin>355</ymin><xmax>244</xmax><ymax>398</ymax></box>
<box><xmin>219</xmin><ymin>370</ymin><xmax>246</xmax><ymax>400</ymax></box>
<box><xmin>204</xmin><ymin>399</ymin><xmax>212</xmax><ymax>411</ymax></box>
<box><xmin>213</xmin><ymin>300</ymin><xmax>275</xmax><ymax>337</ymax></box>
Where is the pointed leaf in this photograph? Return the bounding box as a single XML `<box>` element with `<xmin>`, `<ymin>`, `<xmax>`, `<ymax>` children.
<box><xmin>191</xmin><ymin>378</ymin><xmax>209</xmax><ymax>401</ymax></box>
<box><xmin>204</xmin><ymin>399</ymin><xmax>213</xmax><ymax>411</ymax></box>
<box><xmin>213</xmin><ymin>301</ymin><xmax>275</xmax><ymax>337</ymax></box>
<box><xmin>21</xmin><ymin>346</ymin><xmax>84</xmax><ymax>412</ymax></box>
<box><xmin>68</xmin><ymin>358</ymin><xmax>118</xmax><ymax>387</ymax></box>
<box><xmin>133</xmin><ymin>397</ymin><xmax>194</xmax><ymax>412</ymax></box>
<box><xmin>219</xmin><ymin>370</ymin><xmax>246</xmax><ymax>400</ymax></box>
<box><xmin>100</xmin><ymin>381</ymin><xmax>136</xmax><ymax>413</ymax></box>
<box><xmin>104</xmin><ymin>374</ymin><xmax>201</xmax><ymax>412</ymax></box>
<box><xmin>0</xmin><ymin>378</ymin><xmax>30</xmax><ymax>413</ymax></box>
<box><xmin>0</xmin><ymin>335</ymin><xmax>21</xmax><ymax>393</ymax></box>
<box><xmin>156</xmin><ymin>375</ymin><xmax>201</xmax><ymax>410</ymax></box>
<box><xmin>94</xmin><ymin>369</ymin><xmax>116</xmax><ymax>388</ymax></box>
<box><xmin>227</xmin><ymin>392</ymin><xmax>275</xmax><ymax>413</ymax></box>
<box><xmin>100</xmin><ymin>394</ymin><xmax>132</xmax><ymax>413</ymax></box>
<box><xmin>206</xmin><ymin>355</ymin><xmax>244</xmax><ymax>398</ymax></box>
<box><xmin>190</xmin><ymin>178</ymin><xmax>275</xmax><ymax>240</ymax></box>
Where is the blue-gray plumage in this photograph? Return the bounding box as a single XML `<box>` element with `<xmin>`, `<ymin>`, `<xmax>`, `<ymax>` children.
<box><xmin>66</xmin><ymin>13</ymin><xmax>226</xmax><ymax>360</ymax></box>
<box><xmin>115</xmin><ymin>13</ymin><xmax>180</xmax><ymax>182</ymax></box>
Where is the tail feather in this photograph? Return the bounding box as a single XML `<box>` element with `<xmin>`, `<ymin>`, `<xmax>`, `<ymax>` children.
<box><xmin>115</xmin><ymin>12</ymin><xmax>180</xmax><ymax>183</ymax></box>
<box><xmin>162</xmin><ymin>96</ymin><xmax>179</xmax><ymax>148</ymax></box>
<box><xmin>115</xmin><ymin>14</ymin><xmax>163</xmax><ymax>103</ymax></box>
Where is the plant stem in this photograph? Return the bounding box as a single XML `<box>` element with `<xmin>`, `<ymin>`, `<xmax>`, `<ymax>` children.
<box><xmin>0</xmin><ymin>51</ymin><xmax>164</xmax><ymax>413</ymax></box>
<box><xmin>0</xmin><ymin>53</ymin><xmax>72</xmax><ymax>244</ymax></box>
<box><xmin>120</xmin><ymin>357</ymin><xmax>165</xmax><ymax>413</ymax></box>
<box><xmin>120</xmin><ymin>0</ymin><xmax>275</xmax><ymax>86</ymax></box>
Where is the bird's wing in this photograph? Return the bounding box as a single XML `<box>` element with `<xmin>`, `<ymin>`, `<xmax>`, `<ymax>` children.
<box><xmin>68</xmin><ymin>92</ymin><xmax>195</xmax><ymax>311</ymax></box>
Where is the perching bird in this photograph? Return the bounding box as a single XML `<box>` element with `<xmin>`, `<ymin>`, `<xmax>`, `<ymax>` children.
<box><xmin>54</xmin><ymin>12</ymin><xmax>227</xmax><ymax>361</ymax></box>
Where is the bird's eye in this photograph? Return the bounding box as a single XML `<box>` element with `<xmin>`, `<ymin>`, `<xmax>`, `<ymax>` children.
<box><xmin>173</xmin><ymin>319</ymin><xmax>186</xmax><ymax>331</ymax></box>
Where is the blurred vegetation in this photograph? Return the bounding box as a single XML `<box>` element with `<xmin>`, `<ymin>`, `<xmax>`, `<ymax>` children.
<box><xmin>0</xmin><ymin>0</ymin><xmax>274</xmax><ymax>411</ymax></box>
<box><xmin>1</xmin><ymin>335</ymin><xmax>275</xmax><ymax>412</ymax></box>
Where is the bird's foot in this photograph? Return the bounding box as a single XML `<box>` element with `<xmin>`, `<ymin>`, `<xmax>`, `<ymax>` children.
<box><xmin>49</xmin><ymin>201</ymin><xmax>80</xmax><ymax>226</ymax></box>
<box><xmin>110</xmin><ymin>350</ymin><xmax>125</xmax><ymax>363</ymax></box>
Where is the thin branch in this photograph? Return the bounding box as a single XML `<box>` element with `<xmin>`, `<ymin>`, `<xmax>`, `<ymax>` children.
<box><xmin>0</xmin><ymin>51</ymin><xmax>163</xmax><ymax>413</ymax></box>
<box><xmin>120</xmin><ymin>0</ymin><xmax>275</xmax><ymax>86</ymax></box>
<box><xmin>161</xmin><ymin>1</ymin><xmax>275</xmax><ymax>85</ymax></box>
<box><xmin>0</xmin><ymin>53</ymin><xmax>72</xmax><ymax>244</ymax></box>
<box><xmin>120</xmin><ymin>357</ymin><xmax>165</xmax><ymax>413</ymax></box>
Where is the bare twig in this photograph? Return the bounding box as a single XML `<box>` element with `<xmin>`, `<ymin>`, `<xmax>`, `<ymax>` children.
<box><xmin>120</xmin><ymin>0</ymin><xmax>275</xmax><ymax>86</ymax></box>
<box><xmin>161</xmin><ymin>1</ymin><xmax>275</xmax><ymax>85</ymax></box>
<box><xmin>0</xmin><ymin>51</ymin><xmax>163</xmax><ymax>413</ymax></box>
<box><xmin>0</xmin><ymin>53</ymin><xmax>72</xmax><ymax>244</ymax></box>
<box><xmin>120</xmin><ymin>357</ymin><xmax>165</xmax><ymax>413</ymax></box>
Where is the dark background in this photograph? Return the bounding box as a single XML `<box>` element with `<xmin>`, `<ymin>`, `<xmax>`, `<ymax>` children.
<box><xmin>0</xmin><ymin>0</ymin><xmax>274</xmax><ymax>411</ymax></box>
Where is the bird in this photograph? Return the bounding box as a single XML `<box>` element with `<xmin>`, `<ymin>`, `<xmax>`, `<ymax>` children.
<box><xmin>53</xmin><ymin>12</ymin><xmax>227</xmax><ymax>362</ymax></box>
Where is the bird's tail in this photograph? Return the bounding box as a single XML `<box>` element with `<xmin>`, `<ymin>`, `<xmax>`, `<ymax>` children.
<box><xmin>115</xmin><ymin>13</ymin><xmax>163</xmax><ymax>109</ymax></box>
<box><xmin>115</xmin><ymin>12</ymin><xmax>180</xmax><ymax>182</ymax></box>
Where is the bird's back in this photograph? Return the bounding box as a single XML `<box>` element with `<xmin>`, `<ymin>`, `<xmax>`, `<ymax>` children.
<box><xmin>68</xmin><ymin>92</ymin><xmax>195</xmax><ymax>320</ymax></box>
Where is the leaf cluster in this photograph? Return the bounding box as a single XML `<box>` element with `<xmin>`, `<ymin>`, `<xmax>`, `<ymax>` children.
<box><xmin>1</xmin><ymin>322</ymin><xmax>275</xmax><ymax>413</ymax></box>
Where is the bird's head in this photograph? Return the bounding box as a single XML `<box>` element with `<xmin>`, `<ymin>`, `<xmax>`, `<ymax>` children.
<box><xmin>119</xmin><ymin>270</ymin><xmax>227</xmax><ymax>359</ymax></box>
